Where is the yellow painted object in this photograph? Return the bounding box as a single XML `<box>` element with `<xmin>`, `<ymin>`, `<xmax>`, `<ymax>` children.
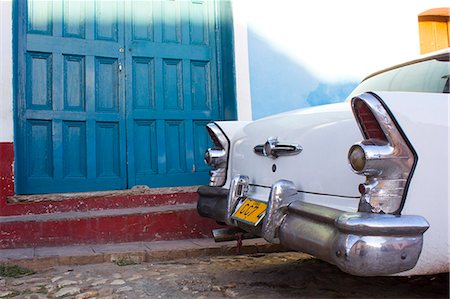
<box><xmin>418</xmin><ymin>8</ymin><xmax>450</xmax><ymax>54</ymax></box>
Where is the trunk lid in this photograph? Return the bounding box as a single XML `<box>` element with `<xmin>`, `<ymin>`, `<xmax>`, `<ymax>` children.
<box><xmin>227</xmin><ymin>102</ymin><xmax>363</xmax><ymax>198</ymax></box>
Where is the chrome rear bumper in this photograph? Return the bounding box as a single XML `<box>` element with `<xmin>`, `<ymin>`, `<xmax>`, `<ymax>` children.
<box><xmin>198</xmin><ymin>177</ymin><xmax>430</xmax><ymax>276</ymax></box>
<box><xmin>280</xmin><ymin>200</ymin><xmax>429</xmax><ymax>276</ymax></box>
<box><xmin>266</xmin><ymin>180</ymin><xmax>429</xmax><ymax>276</ymax></box>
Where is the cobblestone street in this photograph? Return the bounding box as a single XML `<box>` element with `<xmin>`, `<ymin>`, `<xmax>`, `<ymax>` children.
<box><xmin>1</xmin><ymin>252</ymin><xmax>448</xmax><ymax>298</ymax></box>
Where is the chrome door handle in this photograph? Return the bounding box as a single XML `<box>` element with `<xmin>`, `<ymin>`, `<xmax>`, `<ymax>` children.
<box><xmin>254</xmin><ymin>137</ymin><xmax>302</xmax><ymax>158</ymax></box>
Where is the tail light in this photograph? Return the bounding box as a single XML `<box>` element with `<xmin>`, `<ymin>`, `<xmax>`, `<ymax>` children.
<box><xmin>205</xmin><ymin>123</ymin><xmax>229</xmax><ymax>187</ymax></box>
<box><xmin>348</xmin><ymin>93</ymin><xmax>417</xmax><ymax>214</ymax></box>
<box><xmin>353</xmin><ymin>98</ymin><xmax>388</xmax><ymax>142</ymax></box>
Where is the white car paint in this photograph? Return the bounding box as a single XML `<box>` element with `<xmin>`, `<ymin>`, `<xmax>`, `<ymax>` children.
<box><xmin>222</xmin><ymin>102</ymin><xmax>363</xmax><ymax>211</ymax></box>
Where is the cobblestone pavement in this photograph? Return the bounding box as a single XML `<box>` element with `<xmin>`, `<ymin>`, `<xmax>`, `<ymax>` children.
<box><xmin>1</xmin><ymin>252</ymin><xmax>448</xmax><ymax>298</ymax></box>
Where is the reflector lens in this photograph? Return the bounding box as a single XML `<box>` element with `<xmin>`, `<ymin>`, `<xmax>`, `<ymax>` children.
<box><xmin>348</xmin><ymin>145</ymin><xmax>366</xmax><ymax>172</ymax></box>
<box><xmin>358</xmin><ymin>183</ymin><xmax>367</xmax><ymax>194</ymax></box>
<box><xmin>204</xmin><ymin>150</ymin><xmax>211</xmax><ymax>165</ymax></box>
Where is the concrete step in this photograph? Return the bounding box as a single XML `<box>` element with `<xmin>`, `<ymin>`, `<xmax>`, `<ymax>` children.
<box><xmin>1</xmin><ymin>187</ymin><xmax>199</xmax><ymax>216</ymax></box>
<box><xmin>0</xmin><ymin>188</ymin><xmax>223</xmax><ymax>249</ymax></box>
<box><xmin>0</xmin><ymin>202</ymin><xmax>221</xmax><ymax>249</ymax></box>
<box><xmin>0</xmin><ymin>238</ymin><xmax>287</xmax><ymax>270</ymax></box>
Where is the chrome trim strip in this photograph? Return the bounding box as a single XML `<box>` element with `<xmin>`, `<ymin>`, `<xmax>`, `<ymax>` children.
<box><xmin>206</xmin><ymin>123</ymin><xmax>228</xmax><ymax>150</ymax></box>
<box><xmin>205</xmin><ymin>123</ymin><xmax>230</xmax><ymax>187</ymax></box>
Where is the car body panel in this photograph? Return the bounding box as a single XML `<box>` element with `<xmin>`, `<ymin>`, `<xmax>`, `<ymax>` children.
<box><xmin>378</xmin><ymin>91</ymin><xmax>449</xmax><ymax>275</ymax></box>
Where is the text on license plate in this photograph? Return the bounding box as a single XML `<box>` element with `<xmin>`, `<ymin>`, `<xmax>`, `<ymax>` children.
<box><xmin>231</xmin><ymin>198</ymin><xmax>267</xmax><ymax>226</ymax></box>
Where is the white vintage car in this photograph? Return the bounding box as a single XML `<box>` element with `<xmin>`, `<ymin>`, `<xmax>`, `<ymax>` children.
<box><xmin>198</xmin><ymin>48</ymin><xmax>450</xmax><ymax>276</ymax></box>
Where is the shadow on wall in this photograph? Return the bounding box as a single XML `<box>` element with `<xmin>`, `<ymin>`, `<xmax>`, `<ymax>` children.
<box><xmin>247</xmin><ymin>30</ymin><xmax>358</xmax><ymax>120</ymax></box>
<box><xmin>306</xmin><ymin>82</ymin><xmax>358</xmax><ymax>106</ymax></box>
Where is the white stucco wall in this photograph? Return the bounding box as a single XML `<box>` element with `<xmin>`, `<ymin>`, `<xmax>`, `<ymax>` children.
<box><xmin>242</xmin><ymin>0</ymin><xmax>450</xmax><ymax>81</ymax></box>
<box><xmin>1</xmin><ymin>1</ymin><xmax>447</xmax><ymax>126</ymax></box>
<box><xmin>231</xmin><ymin>1</ymin><xmax>252</xmax><ymax>121</ymax></box>
<box><xmin>237</xmin><ymin>0</ymin><xmax>450</xmax><ymax>119</ymax></box>
<box><xmin>0</xmin><ymin>1</ymin><xmax>14</xmax><ymax>143</ymax></box>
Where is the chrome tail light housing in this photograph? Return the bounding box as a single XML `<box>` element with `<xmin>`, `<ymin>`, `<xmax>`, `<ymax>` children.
<box><xmin>349</xmin><ymin>93</ymin><xmax>417</xmax><ymax>214</ymax></box>
<box><xmin>205</xmin><ymin>123</ymin><xmax>229</xmax><ymax>187</ymax></box>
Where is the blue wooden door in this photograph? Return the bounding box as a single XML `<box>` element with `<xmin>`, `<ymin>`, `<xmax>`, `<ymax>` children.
<box><xmin>124</xmin><ymin>1</ymin><xmax>219</xmax><ymax>187</ymax></box>
<box><xmin>16</xmin><ymin>0</ymin><xmax>226</xmax><ymax>194</ymax></box>
<box><xmin>16</xmin><ymin>0</ymin><xmax>127</xmax><ymax>194</ymax></box>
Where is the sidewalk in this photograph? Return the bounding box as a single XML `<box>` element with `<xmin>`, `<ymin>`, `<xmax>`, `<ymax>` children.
<box><xmin>0</xmin><ymin>238</ymin><xmax>286</xmax><ymax>270</ymax></box>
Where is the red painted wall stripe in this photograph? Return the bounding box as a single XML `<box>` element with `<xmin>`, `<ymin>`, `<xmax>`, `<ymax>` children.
<box><xmin>0</xmin><ymin>142</ymin><xmax>14</xmax><ymax>200</ymax></box>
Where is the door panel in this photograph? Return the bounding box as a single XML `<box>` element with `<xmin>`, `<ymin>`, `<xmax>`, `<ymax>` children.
<box><xmin>95</xmin><ymin>1</ymin><xmax>119</xmax><ymax>42</ymax></box>
<box><xmin>62</xmin><ymin>121</ymin><xmax>87</xmax><ymax>178</ymax></box>
<box><xmin>165</xmin><ymin>121</ymin><xmax>187</xmax><ymax>174</ymax></box>
<box><xmin>162</xmin><ymin>59</ymin><xmax>183</xmax><ymax>111</ymax></box>
<box><xmin>95</xmin><ymin>57</ymin><xmax>119</xmax><ymax>112</ymax></box>
<box><xmin>63</xmin><ymin>1</ymin><xmax>86</xmax><ymax>39</ymax></box>
<box><xmin>96</xmin><ymin>122</ymin><xmax>121</xmax><ymax>177</ymax></box>
<box><xmin>26</xmin><ymin>52</ymin><xmax>52</xmax><ymax>109</ymax></box>
<box><xmin>132</xmin><ymin>58</ymin><xmax>155</xmax><ymax>110</ymax></box>
<box><xmin>191</xmin><ymin>60</ymin><xmax>211</xmax><ymax>111</ymax></box>
<box><xmin>27</xmin><ymin>120</ymin><xmax>53</xmax><ymax>178</ymax></box>
<box><xmin>133</xmin><ymin>120</ymin><xmax>158</xmax><ymax>176</ymax></box>
<box><xmin>63</xmin><ymin>55</ymin><xmax>85</xmax><ymax>111</ymax></box>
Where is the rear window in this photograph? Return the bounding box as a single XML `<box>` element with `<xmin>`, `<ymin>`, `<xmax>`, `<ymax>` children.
<box><xmin>348</xmin><ymin>55</ymin><xmax>450</xmax><ymax>99</ymax></box>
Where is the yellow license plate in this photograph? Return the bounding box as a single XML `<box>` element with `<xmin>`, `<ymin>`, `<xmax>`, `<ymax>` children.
<box><xmin>231</xmin><ymin>198</ymin><xmax>267</xmax><ymax>226</ymax></box>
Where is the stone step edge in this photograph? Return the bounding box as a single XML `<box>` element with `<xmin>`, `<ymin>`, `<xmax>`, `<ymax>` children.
<box><xmin>7</xmin><ymin>186</ymin><xmax>200</xmax><ymax>204</ymax></box>
<box><xmin>0</xmin><ymin>238</ymin><xmax>289</xmax><ymax>270</ymax></box>
<box><xmin>2</xmin><ymin>190</ymin><xmax>199</xmax><ymax>217</ymax></box>
<box><xmin>0</xmin><ymin>203</ymin><xmax>197</xmax><ymax>224</ymax></box>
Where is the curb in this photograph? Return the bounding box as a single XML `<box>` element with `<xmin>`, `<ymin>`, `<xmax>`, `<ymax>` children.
<box><xmin>0</xmin><ymin>238</ymin><xmax>287</xmax><ymax>270</ymax></box>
